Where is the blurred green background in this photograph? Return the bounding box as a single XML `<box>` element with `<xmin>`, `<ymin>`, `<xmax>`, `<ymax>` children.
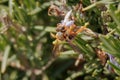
<box><xmin>0</xmin><ymin>0</ymin><xmax>120</xmax><ymax>80</ymax></box>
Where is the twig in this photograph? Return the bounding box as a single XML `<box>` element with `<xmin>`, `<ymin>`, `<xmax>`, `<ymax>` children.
<box><xmin>0</xmin><ymin>54</ymin><xmax>56</xmax><ymax>75</ymax></box>
<box><xmin>33</xmin><ymin>57</ymin><xmax>56</xmax><ymax>75</ymax></box>
<box><xmin>82</xmin><ymin>1</ymin><xmax>103</xmax><ymax>11</ymax></box>
<box><xmin>82</xmin><ymin>0</ymin><xmax>117</xmax><ymax>11</ymax></box>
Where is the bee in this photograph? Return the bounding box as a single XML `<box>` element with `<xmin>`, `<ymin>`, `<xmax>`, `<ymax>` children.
<box><xmin>52</xmin><ymin>10</ymin><xmax>89</xmax><ymax>57</ymax></box>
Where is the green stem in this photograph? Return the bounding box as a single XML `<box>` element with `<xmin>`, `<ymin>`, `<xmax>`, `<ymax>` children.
<box><xmin>82</xmin><ymin>0</ymin><xmax>117</xmax><ymax>11</ymax></box>
<box><xmin>109</xmin><ymin>9</ymin><xmax>120</xmax><ymax>27</ymax></box>
<box><xmin>82</xmin><ymin>1</ymin><xmax>103</xmax><ymax>11</ymax></box>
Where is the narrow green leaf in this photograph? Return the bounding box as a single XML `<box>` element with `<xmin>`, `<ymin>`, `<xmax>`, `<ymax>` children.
<box><xmin>100</xmin><ymin>36</ymin><xmax>120</xmax><ymax>58</ymax></box>
<box><xmin>0</xmin><ymin>0</ymin><xmax>8</xmax><ymax>3</ymax></box>
<box><xmin>28</xmin><ymin>2</ymin><xmax>50</xmax><ymax>15</ymax></box>
<box><xmin>109</xmin><ymin>4</ymin><xmax>120</xmax><ymax>27</ymax></box>
<box><xmin>34</xmin><ymin>26</ymin><xmax>56</xmax><ymax>32</ymax></box>
<box><xmin>1</xmin><ymin>45</ymin><xmax>11</xmax><ymax>73</ymax></box>
<box><xmin>100</xmin><ymin>37</ymin><xmax>112</xmax><ymax>49</ymax></box>
<box><xmin>74</xmin><ymin>37</ymin><xmax>94</xmax><ymax>56</ymax></box>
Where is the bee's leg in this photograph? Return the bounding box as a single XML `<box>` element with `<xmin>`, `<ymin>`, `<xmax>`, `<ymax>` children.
<box><xmin>76</xmin><ymin>22</ymin><xmax>89</xmax><ymax>34</ymax></box>
<box><xmin>50</xmin><ymin>33</ymin><xmax>56</xmax><ymax>38</ymax></box>
<box><xmin>52</xmin><ymin>39</ymin><xmax>62</xmax><ymax>57</ymax></box>
<box><xmin>76</xmin><ymin>26</ymin><xmax>87</xmax><ymax>34</ymax></box>
<box><xmin>67</xmin><ymin>25</ymin><xmax>76</xmax><ymax>35</ymax></box>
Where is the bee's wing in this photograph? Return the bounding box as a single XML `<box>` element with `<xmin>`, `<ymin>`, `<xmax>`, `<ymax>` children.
<box><xmin>63</xmin><ymin>10</ymin><xmax>72</xmax><ymax>23</ymax></box>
